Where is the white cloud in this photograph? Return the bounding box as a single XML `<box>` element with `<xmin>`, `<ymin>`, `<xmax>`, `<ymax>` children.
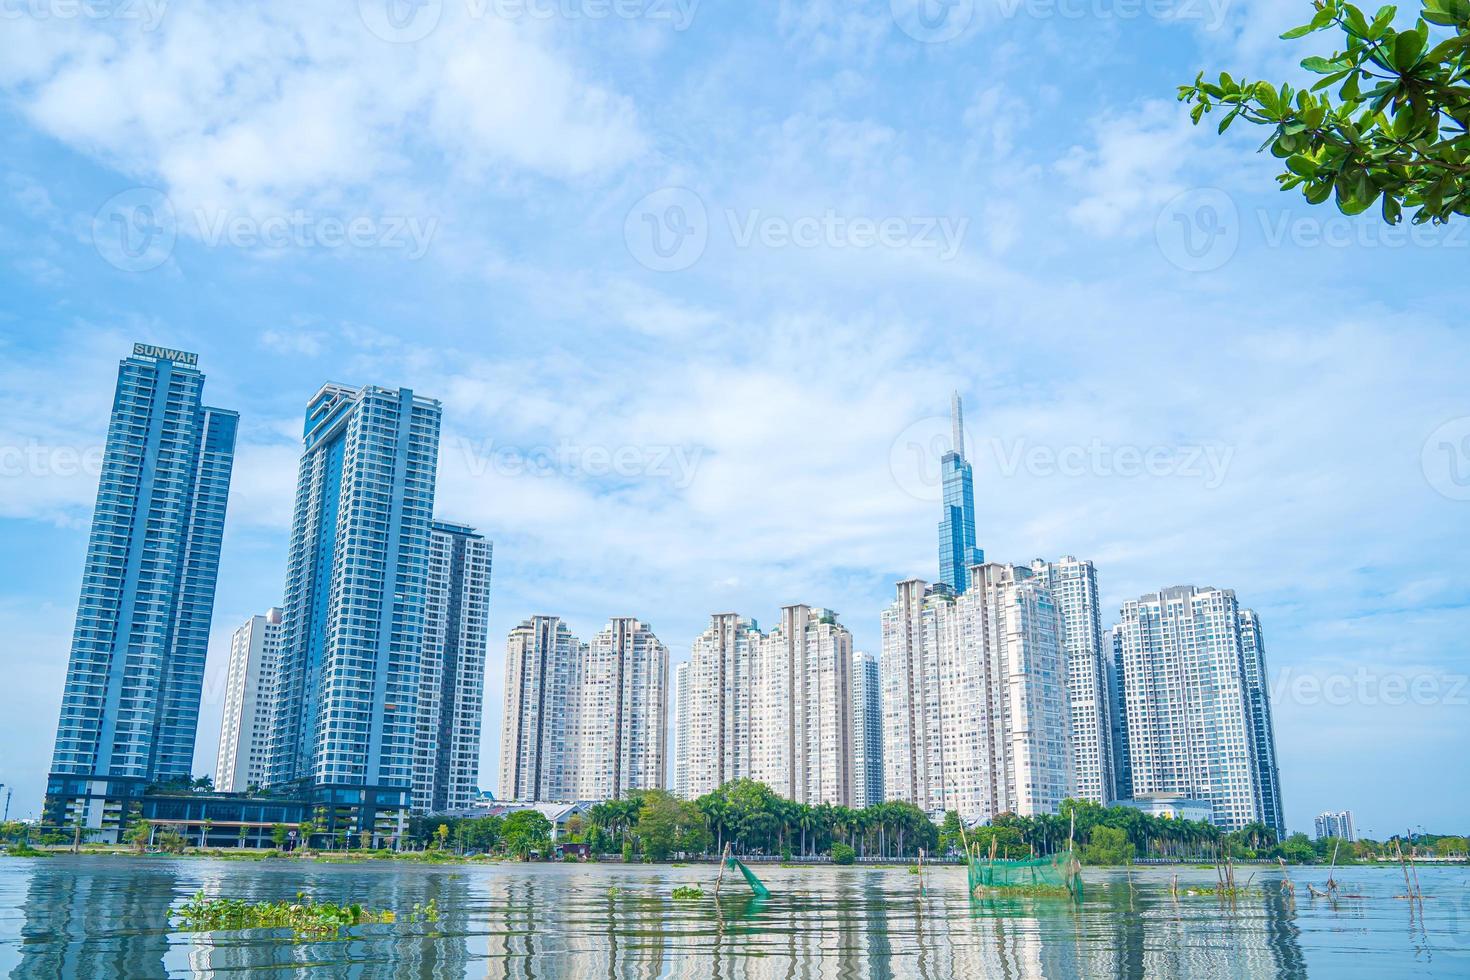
<box><xmin>0</xmin><ymin>4</ymin><xmax>646</xmax><ymax>225</ymax></box>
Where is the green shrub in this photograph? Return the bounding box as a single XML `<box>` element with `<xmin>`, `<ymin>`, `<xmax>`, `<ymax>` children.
<box><xmin>830</xmin><ymin>843</ymin><xmax>855</xmax><ymax>865</ymax></box>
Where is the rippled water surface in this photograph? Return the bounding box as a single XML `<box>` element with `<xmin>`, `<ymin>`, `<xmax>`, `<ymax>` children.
<box><xmin>1</xmin><ymin>856</ymin><xmax>1467</xmax><ymax>977</ymax></box>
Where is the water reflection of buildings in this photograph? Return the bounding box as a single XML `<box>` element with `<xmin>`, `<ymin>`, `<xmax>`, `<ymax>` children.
<box><xmin>9</xmin><ymin>865</ymin><xmax>1310</xmax><ymax>980</ymax></box>
<box><xmin>13</xmin><ymin>863</ymin><xmax>177</xmax><ymax>980</ymax></box>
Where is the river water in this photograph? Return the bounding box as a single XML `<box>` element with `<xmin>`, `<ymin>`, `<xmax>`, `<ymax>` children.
<box><xmin>0</xmin><ymin>856</ymin><xmax>1466</xmax><ymax>977</ymax></box>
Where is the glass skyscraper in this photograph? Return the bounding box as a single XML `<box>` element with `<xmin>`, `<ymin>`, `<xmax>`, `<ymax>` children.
<box><xmin>45</xmin><ymin>344</ymin><xmax>238</xmax><ymax>837</ymax></box>
<box><xmin>268</xmin><ymin>383</ymin><xmax>442</xmax><ymax>837</ymax></box>
<box><xmin>938</xmin><ymin>391</ymin><xmax>983</xmax><ymax>593</ymax></box>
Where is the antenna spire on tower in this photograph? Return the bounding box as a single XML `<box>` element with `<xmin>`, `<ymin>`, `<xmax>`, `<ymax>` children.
<box><xmin>950</xmin><ymin>390</ymin><xmax>964</xmax><ymax>459</ymax></box>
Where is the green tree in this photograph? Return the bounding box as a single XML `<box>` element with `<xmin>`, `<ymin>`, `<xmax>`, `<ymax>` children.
<box><xmin>830</xmin><ymin>842</ymin><xmax>856</xmax><ymax>865</ymax></box>
<box><xmin>1180</xmin><ymin>0</ymin><xmax>1470</xmax><ymax>223</ymax></box>
<box><xmin>938</xmin><ymin>811</ymin><xmax>966</xmax><ymax>856</ymax></box>
<box><xmin>125</xmin><ymin>819</ymin><xmax>152</xmax><ymax>853</ymax></box>
<box><xmin>270</xmin><ymin>824</ymin><xmax>289</xmax><ymax>849</ymax></box>
<box><xmin>1280</xmin><ymin>832</ymin><xmax>1318</xmax><ymax>863</ymax></box>
<box><xmin>1082</xmin><ymin>825</ymin><xmax>1134</xmax><ymax>866</ymax></box>
<box><xmin>502</xmin><ymin>810</ymin><xmax>552</xmax><ymax>860</ymax></box>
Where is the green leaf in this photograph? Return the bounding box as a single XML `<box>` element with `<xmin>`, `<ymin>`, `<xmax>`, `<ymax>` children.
<box><xmin>1280</xmin><ymin>22</ymin><xmax>1317</xmax><ymax>38</ymax></box>
<box><xmin>1312</xmin><ymin>69</ymin><xmax>1353</xmax><ymax>90</ymax></box>
<box><xmin>1382</xmin><ymin>194</ymin><xmax>1403</xmax><ymax>223</ymax></box>
<box><xmin>1301</xmin><ymin>56</ymin><xmax>1345</xmax><ymax>73</ymax></box>
<box><xmin>1287</xmin><ymin>153</ymin><xmax>1320</xmax><ymax>176</ymax></box>
<box><xmin>1367</xmin><ymin>5</ymin><xmax>1397</xmax><ymax>38</ymax></box>
<box><xmin>1392</xmin><ymin>27</ymin><xmax>1424</xmax><ymax>69</ymax></box>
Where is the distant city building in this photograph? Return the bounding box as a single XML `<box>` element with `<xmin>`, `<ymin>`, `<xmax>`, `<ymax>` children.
<box><xmin>937</xmin><ymin>392</ymin><xmax>984</xmax><ymax>594</ymax></box>
<box><xmin>580</xmin><ymin>618</ymin><xmax>669</xmax><ymax>800</ymax></box>
<box><xmin>268</xmin><ymin>383</ymin><xmax>443</xmax><ymax>837</ymax></box>
<box><xmin>671</xmin><ymin>661</ymin><xmax>691</xmax><ymax>799</ymax></box>
<box><xmin>682</xmin><ymin>613</ymin><xmax>765</xmax><ymax>798</ymax></box>
<box><xmin>1315</xmin><ymin>810</ymin><xmax>1356</xmax><ymax>842</ymax></box>
<box><xmin>215</xmin><ymin>609</ymin><xmax>283</xmax><ymax>794</ymax></box>
<box><xmin>881</xmin><ymin>565</ymin><xmax>1073</xmax><ymax>824</ymax></box>
<box><xmin>413</xmin><ymin>521</ymin><xmax>493</xmax><ymax>815</ymax></box>
<box><xmin>752</xmin><ymin>606</ymin><xmax>854</xmax><ymax>806</ymax></box>
<box><xmin>500</xmin><ymin>616</ymin><xmax>586</xmax><ymax>802</ymax></box>
<box><xmin>45</xmin><ymin>344</ymin><xmax>238</xmax><ymax>838</ymax></box>
<box><xmin>1239</xmin><ymin>609</ymin><xmax>1286</xmax><ymax>840</ymax></box>
<box><xmin>1115</xmin><ymin>586</ymin><xmax>1281</xmax><ymax>833</ymax></box>
<box><xmin>851</xmin><ymin>651</ymin><xmax>884</xmax><ymax>809</ymax></box>
<box><xmin>1107</xmin><ymin>624</ymin><xmax>1133</xmax><ymax>802</ymax></box>
<box><xmin>1030</xmin><ymin>556</ymin><xmax>1113</xmax><ymax>805</ymax></box>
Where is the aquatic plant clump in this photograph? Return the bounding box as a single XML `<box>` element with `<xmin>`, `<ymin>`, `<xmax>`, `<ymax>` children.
<box><xmin>671</xmin><ymin>885</ymin><xmax>704</xmax><ymax>900</ymax></box>
<box><xmin>175</xmin><ymin>891</ymin><xmax>438</xmax><ymax>937</ymax></box>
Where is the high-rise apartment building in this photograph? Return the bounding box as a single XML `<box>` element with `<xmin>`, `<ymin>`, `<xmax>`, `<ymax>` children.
<box><xmin>413</xmin><ymin>521</ymin><xmax>492</xmax><ymax>815</ymax></box>
<box><xmin>672</xmin><ymin>661</ymin><xmax>691</xmax><ymax>799</ymax></box>
<box><xmin>938</xmin><ymin>392</ymin><xmax>983</xmax><ymax>594</ymax></box>
<box><xmin>215</xmin><ymin>609</ymin><xmax>283</xmax><ymax>794</ymax></box>
<box><xmin>881</xmin><ymin>565</ymin><xmax>1072</xmax><ymax>824</ymax></box>
<box><xmin>1239</xmin><ymin>609</ymin><xmax>1285</xmax><ymax>840</ymax></box>
<box><xmin>680</xmin><ymin>608</ymin><xmax>855</xmax><ymax>805</ymax></box>
<box><xmin>683</xmin><ymin>613</ymin><xmax>765</xmax><ymax>798</ymax></box>
<box><xmin>500</xmin><ymin>616</ymin><xmax>585</xmax><ymax>802</ymax></box>
<box><xmin>1314</xmin><ymin>810</ymin><xmax>1355</xmax><ymax>842</ymax></box>
<box><xmin>1107</xmin><ymin>624</ymin><xmax>1133</xmax><ymax>802</ymax></box>
<box><xmin>268</xmin><ymin>383</ymin><xmax>442</xmax><ymax>835</ymax></box>
<box><xmin>580</xmin><ymin>618</ymin><xmax>668</xmax><ymax>800</ymax></box>
<box><xmin>1030</xmin><ymin>556</ymin><xmax>1112</xmax><ymax>804</ymax></box>
<box><xmin>752</xmin><ymin>606</ymin><xmax>854</xmax><ymax>806</ymax></box>
<box><xmin>45</xmin><ymin>344</ymin><xmax>238</xmax><ymax>837</ymax></box>
<box><xmin>1115</xmin><ymin>586</ymin><xmax>1280</xmax><ymax>832</ymax></box>
<box><xmin>851</xmin><ymin>651</ymin><xmax>884</xmax><ymax>808</ymax></box>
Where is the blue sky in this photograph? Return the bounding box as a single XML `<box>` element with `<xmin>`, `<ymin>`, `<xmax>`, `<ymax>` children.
<box><xmin>0</xmin><ymin>0</ymin><xmax>1466</xmax><ymax>838</ymax></box>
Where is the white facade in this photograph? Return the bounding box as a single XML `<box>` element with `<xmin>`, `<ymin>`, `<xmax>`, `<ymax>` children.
<box><xmin>1115</xmin><ymin>586</ymin><xmax>1265</xmax><ymax>832</ymax></box>
<box><xmin>413</xmin><ymin>521</ymin><xmax>492</xmax><ymax>814</ymax></box>
<box><xmin>580</xmin><ymin>618</ymin><xmax>668</xmax><ymax>799</ymax></box>
<box><xmin>672</xmin><ymin>661</ymin><xmax>691</xmax><ymax>799</ymax></box>
<box><xmin>851</xmin><ymin>651</ymin><xmax>884</xmax><ymax>808</ymax></box>
<box><xmin>500</xmin><ymin>616</ymin><xmax>585</xmax><ymax>802</ymax></box>
<box><xmin>1314</xmin><ymin>810</ymin><xmax>1355</xmax><ymax>841</ymax></box>
<box><xmin>214</xmin><ymin>609</ymin><xmax>282</xmax><ymax>793</ymax></box>
<box><xmin>881</xmin><ymin>566</ymin><xmax>1073</xmax><ymax>824</ymax></box>
<box><xmin>683</xmin><ymin>614</ymin><xmax>764</xmax><ymax>798</ymax></box>
<box><xmin>752</xmin><ymin>606</ymin><xmax>854</xmax><ymax>806</ymax></box>
<box><xmin>1030</xmin><ymin>556</ymin><xmax>1113</xmax><ymax>804</ymax></box>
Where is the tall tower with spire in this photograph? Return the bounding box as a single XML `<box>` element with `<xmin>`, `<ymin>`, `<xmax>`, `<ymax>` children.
<box><xmin>938</xmin><ymin>391</ymin><xmax>983</xmax><ymax>593</ymax></box>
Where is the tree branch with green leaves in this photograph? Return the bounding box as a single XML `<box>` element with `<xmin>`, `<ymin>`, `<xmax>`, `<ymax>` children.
<box><xmin>1180</xmin><ymin>0</ymin><xmax>1470</xmax><ymax>222</ymax></box>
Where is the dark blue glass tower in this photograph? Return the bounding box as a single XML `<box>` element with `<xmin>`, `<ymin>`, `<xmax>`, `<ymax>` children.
<box><xmin>46</xmin><ymin>344</ymin><xmax>237</xmax><ymax>837</ymax></box>
<box><xmin>937</xmin><ymin>392</ymin><xmax>983</xmax><ymax>593</ymax></box>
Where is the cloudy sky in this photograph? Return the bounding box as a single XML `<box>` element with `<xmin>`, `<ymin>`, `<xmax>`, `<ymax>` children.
<box><xmin>1</xmin><ymin>0</ymin><xmax>1466</xmax><ymax>837</ymax></box>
